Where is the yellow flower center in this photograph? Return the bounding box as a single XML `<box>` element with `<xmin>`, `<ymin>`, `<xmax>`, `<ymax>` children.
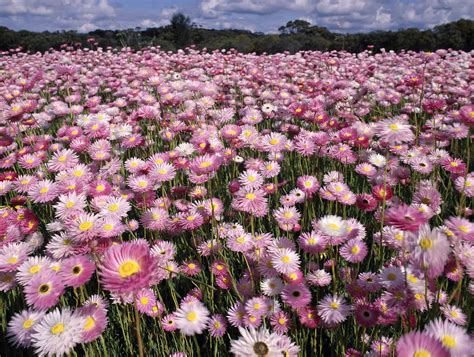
<box><xmin>414</xmin><ymin>350</ymin><xmax>431</xmax><ymax>357</ymax></box>
<box><xmin>458</xmin><ymin>225</ymin><xmax>469</xmax><ymax>233</ymax></box>
<box><xmin>29</xmin><ymin>265</ymin><xmax>41</xmax><ymax>274</ymax></box>
<box><xmin>281</xmin><ymin>255</ymin><xmax>290</xmax><ymax>264</ymax></box>
<box><xmin>108</xmin><ymin>203</ymin><xmax>119</xmax><ymax>212</ymax></box>
<box><xmin>140</xmin><ymin>297</ymin><xmax>149</xmax><ymax>305</ymax></box>
<box><xmin>389</xmin><ymin>123</ymin><xmax>400</xmax><ymax>131</ymax></box>
<box><xmin>101</xmin><ymin>223</ymin><xmax>113</xmax><ymax>231</ymax></box>
<box><xmin>51</xmin><ymin>323</ymin><xmax>64</xmax><ymax>335</ymax></box>
<box><xmin>118</xmin><ymin>260</ymin><xmax>140</xmax><ymax>278</ymax></box>
<box><xmin>79</xmin><ymin>221</ymin><xmax>93</xmax><ymax>231</ymax></box>
<box><xmin>327</xmin><ymin>223</ymin><xmax>340</xmax><ymax>230</ymax></box>
<box><xmin>23</xmin><ymin>319</ymin><xmax>33</xmax><ymax>329</ymax></box>
<box><xmin>96</xmin><ymin>184</ymin><xmax>105</xmax><ymax>192</ymax></box>
<box><xmin>245</xmin><ymin>193</ymin><xmax>256</xmax><ymax>200</ymax></box>
<box><xmin>330</xmin><ymin>302</ymin><xmax>339</xmax><ymax>310</ymax></box>
<box><xmin>65</xmin><ymin>201</ymin><xmax>75</xmax><ymax>208</ymax></box>
<box><xmin>84</xmin><ymin>316</ymin><xmax>95</xmax><ymax>331</ymax></box>
<box><xmin>58</xmin><ymin>156</ymin><xmax>67</xmax><ymax>162</ymax></box>
<box><xmin>39</xmin><ymin>187</ymin><xmax>49</xmax><ymax>194</ymax></box>
<box><xmin>137</xmin><ymin>181</ymin><xmax>147</xmax><ymax>188</ymax></box>
<box><xmin>419</xmin><ymin>238</ymin><xmax>432</xmax><ymax>250</ymax></box>
<box><xmin>200</xmin><ymin>161</ymin><xmax>212</xmax><ymax>168</ymax></box>
<box><xmin>7</xmin><ymin>256</ymin><xmax>18</xmax><ymax>264</ymax></box>
<box><xmin>351</xmin><ymin>245</ymin><xmax>360</xmax><ymax>255</ymax></box>
<box><xmin>186</xmin><ymin>311</ymin><xmax>197</xmax><ymax>322</ymax></box>
<box><xmin>441</xmin><ymin>335</ymin><xmax>456</xmax><ymax>348</ymax></box>
<box><xmin>269</xmin><ymin>138</ymin><xmax>279</xmax><ymax>145</ymax></box>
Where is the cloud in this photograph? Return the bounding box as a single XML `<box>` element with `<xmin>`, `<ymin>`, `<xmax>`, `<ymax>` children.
<box><xmin>0</xmin><ymin>0</ymin><xmax>471</xmax><ymax>33</ymax></box>
<box><xmin>197</xmin><ymin>0</ymin><xmax>473</xmax><ymax>32</ymax></box>
<box><xmin>0</xmin><ymin>0</ymin><xmax>117</xmax><ymax>31</ymax></box>
<box><xmin>200</xmin><ymin>0</ymin><xmax>315</xmax><ymax>17</ymax></box>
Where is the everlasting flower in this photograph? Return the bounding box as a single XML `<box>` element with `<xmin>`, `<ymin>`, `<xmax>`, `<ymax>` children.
<box><xmin>98</xmin><ymin>240</ymin><xmax>156</xmax><ymax>294</ymax></box>
<box><xmin>24</xmin><ymin>269</ymin><xmax>65</xmax><ymax>310</ymax></box>
<box><xmin>30</xmin><ymin>308</ymin><xmax>85</xmax><ymax>356</ymax></box>
<box><xmin>230</xmin><ymin>327</ymin><xmax>286</xmax><ymax>357</ymax></box>
<box><xmin>174</xmin><ymin>300</ymin><xmax>210</xmax><ymax>336</ymax></box>
<box><xmin>317</xmin><ymin>294</ymin><xmax>351</xmax><ymax>325</ymax></box>
<box><xmin>7</xmin><ymin>309</ymin><xmax>46</xmax><ymax>348</ymax></box>
<box><xmin>396</xmin><ymin>331</ymin><xmax>449</xmax><ymax>357</ymax></box>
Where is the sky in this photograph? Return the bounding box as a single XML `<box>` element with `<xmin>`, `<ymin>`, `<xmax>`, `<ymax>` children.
<box><xmin>0</xmin><ymin>0</ymin><xmax>472</xmax><ymax>34</ymax></box>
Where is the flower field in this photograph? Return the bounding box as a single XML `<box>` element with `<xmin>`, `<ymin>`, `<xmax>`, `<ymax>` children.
<box><xmin>0</xmin><ymin>47</ymin><xmax>473</xmax><ymax>356</ymax></box>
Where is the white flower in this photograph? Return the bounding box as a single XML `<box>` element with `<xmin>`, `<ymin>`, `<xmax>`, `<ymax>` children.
<box><xmin>174</xmin><ymin>300</ymin><xmax>210</xmax><ymax>336</ymax></box>
<box><xmin>31</xmin><ymin>308</ymin><xmax>85</xmax><ymax>356</ymax></box>
<box><xmin>318</xmin><ymin>215</ymin><xmax>347</xmax><ymax>237</ymax></box>
<box><xmin>230</xmin><ymin>327</ymin><xmax>286</xmax><ymax>357</ymax></box>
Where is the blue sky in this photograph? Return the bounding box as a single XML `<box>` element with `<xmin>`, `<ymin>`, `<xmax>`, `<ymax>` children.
<box><xmin>0</xmin><ymin>0</ymin><xmax>472</xmax><ymax>33</ymax></box>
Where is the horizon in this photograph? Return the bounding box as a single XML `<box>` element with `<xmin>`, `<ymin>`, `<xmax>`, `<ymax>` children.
<box><xmin>0</xmin><ymin>0</ymin><xmax>473</xmax><ymax>34</ymax></box>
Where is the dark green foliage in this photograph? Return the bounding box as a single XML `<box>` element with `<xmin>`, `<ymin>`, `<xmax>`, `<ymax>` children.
<box><xmin>0</xmin><ymin>17</ymin><xmax>472</xmax><ymax>54</ymax></box>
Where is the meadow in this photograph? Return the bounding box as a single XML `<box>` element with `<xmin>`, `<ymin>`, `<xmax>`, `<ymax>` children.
<box><xmin>0</xmin><ymin>46</ymin><xmax>473</xmax><ymax>356</ymax></box>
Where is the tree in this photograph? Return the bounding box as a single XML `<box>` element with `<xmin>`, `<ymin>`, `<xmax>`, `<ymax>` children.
<box><xmin>170</xmin><ymin>12</ymin><xmax>193</xmax><ymax>48</ymax></box>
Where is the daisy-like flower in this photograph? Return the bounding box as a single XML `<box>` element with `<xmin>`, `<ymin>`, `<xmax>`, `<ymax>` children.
<box><xmin>318</xmin><ymin>215</ymin><xmax>347</xmax><ymax>238</ymax></box>
<box><xmin>231</xmin><ymin>188</ymin><xmax>268</xmax><ymax>218</ymax></box>
<box><xmin>7</xmin><ymin>309</ymin><xmax>45</xmax><ymax>348</ymax></box>
<box><xmin>375</xmin><ymin>118</ymin><xmax>414</xmax><ymax>144</ymax></box>
<box><xmin>261</xmin><ymin>132</ymin><xmax>287</xmax><ymax>152</ymax></box>
<box><xmin>207</xmin><ymin>314</ymin><xmax>227</xmax><ymax>337</ymax></box>
<box><xmin>149</xmin><ymin>162</ymin><xmax>176</xmax><ymax>183</ymax></box>
<box><xmin>354</xmin><ymin>302</ymin><xmax>379</xmax><ymax>328</ymax></box>
<box><xmin>230</xmin><ymin>327</ymin><xmax>285</xmax><ymax>357</ymax></box>
<box><xmin>441</xmin><ymin>305</ymin><xmax>467</xmax><ymax>326</ymax></box>
<box><xmin>379</xmin><ymin>266</ymin><xmax>404</xmax><ymax>290</ymax></box>
<box><xmin>261</xmin><ymin>277</ymin><xmax>284</xmax><ymax>297</ymax></box>
<box><xmin>0</xmin><ymin>242</ymin><xmax>32</xmax><ymax>272</ymax></box>
<box><xmin>24</xmin><ymin>269</ymin><xmax>65</xmax><ymax>310</ymax></box>
<box><xmin>69</xmin><ymin>212</ymin><xmax>100</xmax><ymax>242</ymax></box>
<box><xmin>296</xmin><ymin>175</ymin><xmax>320</xmax><ymax>196</ymax></box>
<box><xmin>47</xmin><ymin>149</ymin><xmax>79</xmax><ymax>172</ymax></box>
<box><xmin>270</xmin><ymin>248</ymin><xmax>300</xmax><ymax>275</ymax></box>
<box><xmin>298</xmin><ymin>231</ymin><xmax>327</xmax><ymax>254</ymax></box>
<box><xmin>127</xmin><ymin>175</ymin><xmax>153</xmax><ymax>193</ymax></box>
<box><xmin>141</xmin><ymin>207</ymin><xmax>170</xmax><ymax>231</ymax></box>
<box><xmin>99</xmin><ymin>196</ymin><xmax>131</xmax><ymax>219</ymax></box>
<box><xmin>60</xmin><ymin>255</ymin><xmax>95</xmax><ymax>288</ymax></box>
<box><xmin>396</xmin><ymin>331</ymin><xmax>449</xmax><ymax>357</ymax></box>
<box><xmin>45</xmin><ymin>232</ymin><xmax>76</xmax><ymax>259</ymax></box>
<box><xmin>28</xmin><ymin>179</ymin><xmax>58</xmax><ymax>203</ymax></box>
<box><xmin>281</xmin><ymin>283</ymin><xmax>312</xmax><ymax>309</ymax></box>
<box><xmin>260</xmin><ymin>161</ymin><xmax>280</xmax><ymax>178</ymax></box>
<box><xmin>98</xmin><ymin>240</ymin><xmax>156</xmax><ymax>294</ymax></box>
<box><xmin>77</xmin><ymin>305</ymin><xmax>108</xmax><ymax>343</ymax></box>
<box><xmin>54</xmin><ymin>192</ymin><xmax>87</xmax><ymax>220</ymax></box>
<box><xmin>174</xmin><ymin>300</ymin><xmax>210</xmax><ymax>336</ymax></box>
<box><xmin>30</xmin><ymin>308</ymin><xmax>85</xmax><ymax>356</ymax></box>
<box><xmin>339</xmin><ymin>239</ymin><xmax>368</xmax><ymax>263</ymax></box>
<box><xmin>425</xmin><ymin>318</ymin><xmax>472</xmax><ymax>356</ymax></box>
<box><xmin>317</xmin><ymin>294</ymin><xmax>351</xmax><ymax>325</ymax></box>
<box><xmin>16</xmin><ymin>256</ymin><xmax>53</xmax><ymax>286</ymax></box>
<box><xmin>239</xmin><ymin>169</ymin><xmax>264</xmax><ymax>190</ymax></box>
<box><xmin>135</xmin><ymin>288</ymin><xmax>157</xmax><ymax>314</ymax></box>
<box><xmin>407</xmin><ymin>224</ymin><xmax>450</xmax><ymax>277</ymax></box>
<box><xmin>306</xmin><ymin>269</ymin><xmax>332</xmax><ymax>287</ymax></box>
<box><xmin>385</xmin><ymin>204</ymin><xmax>428</xmax><ymax>232</ymax></box>
<box><xmin>273</xmin><ymin>206</ymin><xmax>301</xmax><ymax>226</ymax></box>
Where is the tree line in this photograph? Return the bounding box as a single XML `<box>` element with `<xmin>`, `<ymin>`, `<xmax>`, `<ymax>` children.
<box><xmin>0</xmin><ymin>14</ymin><xmax>472</xmax><ymax>54</ymax></box>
